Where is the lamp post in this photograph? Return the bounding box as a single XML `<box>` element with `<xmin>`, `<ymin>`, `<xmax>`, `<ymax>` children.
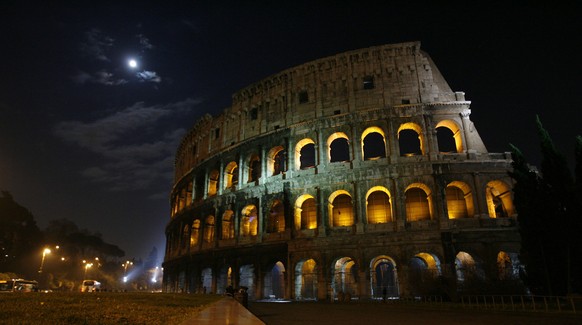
<box><xmin>122</xmin><ymin>261</ymin><xmax>133</xmax><ymax>283</ymax></box>
<box><xmin>38</xmin><ymin>248</ymin><xmax>51</xmax><ymax>273</ymax></box>
<box><xmin>84</xmin><ymin>263</ymin><xmax>93</xmax><ymax>279</ymax></box>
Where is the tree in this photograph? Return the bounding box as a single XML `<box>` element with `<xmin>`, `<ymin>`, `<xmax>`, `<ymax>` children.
<box><xmin>510</xmin><ymin>116</ymin><xmax>582</xmax><ymax>295</ymax></box>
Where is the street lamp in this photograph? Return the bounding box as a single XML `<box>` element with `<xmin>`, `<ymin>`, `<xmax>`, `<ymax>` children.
<box><xmin>122</xmin><ymin>261</ymin><xmax>133</xmax><ymax>283</ymax></box>
<box><xmin>84</xmin><ymin>263</ymin><xmax>93</xmax><ymax>279</ymax></box>
<box><xmin>38</xmin><ymin>248</ymin><xmax>51</xmax><ymax>273</ymax></box>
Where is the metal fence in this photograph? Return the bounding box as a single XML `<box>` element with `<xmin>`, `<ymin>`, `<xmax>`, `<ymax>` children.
<box><xmin>460</xmin><ymin>295</ymin><xmax>581</xmax><ymax>313</ymax></box>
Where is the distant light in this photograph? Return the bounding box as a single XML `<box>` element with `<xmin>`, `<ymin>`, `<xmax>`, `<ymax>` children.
<box><xmin>123</xmin><ymin>276</ymin><xmax>128</xmax><ymax>283</ymax></box>
<box><xmin>128</xmin><ymin>59</ymin><xmax>138</xmax><ymax>68</ymax></box>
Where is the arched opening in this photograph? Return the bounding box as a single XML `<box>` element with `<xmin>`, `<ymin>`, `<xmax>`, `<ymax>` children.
<box><xmin>328</xmin><ymin>190</ymin><xmax>354</xmax><ymax>227</ymax></box>
<box><xmin>366</xmin><ymin>186</ymin><xmax>392</xmax><ymax>224</ymax></box>
<box><xmin>486</xmin><ymin>180</ymin><xmax>515</xmax><ymax>218</ymax></box>
<box><xmin>204</xmin><ymin>216</ymin><xmax>215</xmax><ymax>243</ymax></box>
<box><xmin>294</xmin><ymin>259</ymin><xmax>317</xmax><ymax>300</ymax></box>
<box><xmin>436</xmin><ymin>120</ymin><xmax>463</xmax><ymax>153</ymax></box>
<box><xmin>248</xmin><ymin>154</ymin><xmax>261</xmax><ymax>182</ymax></box>
<box><xmin>294</xmin><ymin>194</ymin><xmax>317</xmax><ymax>230</ymax></box>
<box><xmin>362</xmin><ymin>127</ymin><xmax>386</xmax><ymax>160</ymax></box>
<box><xmin>217</xmin><ymin>266</ymin><xmax>232</xmax><ymax>295</ymax></box>
<box><xmin>239</xmin><ymin>264</ymin><xmax>255</xmax><ymax>300</ymax></box>
<box><xmin>295</xmin><ymin>138</ymin><xmax>316</xmax><ymax>170</ymax></box>
<box><xmin>398</xmin><ymin>123</ymin><xmax>423</xmax><ymax>156</ymax></box>
<box><xmin>240</xmin><ymin>205</ymin><xmax>258</xmax><ymax>237</ymax></box>
<box><xmin>194</xmin><ymin>174</ymin><xmax>204</xmax><ymax>200</ymax></box>
<box><xmin>208</xmin><ymin>170</ymin><xmax>219</xmax><ymax>196</ymax></box>
<box><xmin>201</xmin><ymin>267</ymin><xmax>213</xmax><ymax>294</ymax></box>
<box><xmin>332</xmin><ymin>257</ymin><xmax>358</xmax><ymax>299</ymax></box>
<box><xmin>267</xmin><ymin>146</ymin><xmax>286</xmax><ymax>176</ymax></box>
<box><xmin>181</xmin><ymin>224</ymin><xmax>189</xmax><ymax>252</ymax></box>
<box><xmin>263</xmin><ymin>261</ymin><xmax>285</xmax><ymax>299</ymax></box>
<box><xmin>190</xmin><ymin>220</ymin><xmax>200</xmax><ymax>248</ymax></box>
<box><xmin>446</xmin><ymin>181</ymin><xmax>475</xmax><ymax>219</ymax></box>
<box><xmin>408</xmin><ymin>253</ymin><xmax>441</xmax><ymax>295</ymax></box>
<box><xmin>497</xmin><ymin>251</ymin><xmax>518</xmax><ymax>280</ymax></box>
<box><xmin>221</xmin><ymin>210</ymin><xmax>235</xmax><ymax>239</ymax></box>
<box><xmin>370</xmin><ymin>256</ymin><xmax>399</xmax><ymax>299</ymax></box>
<box><xmin>224</xmin><ymin>161</ymin><xmax>238</xmax><ymax>189</ymax></box>
<box><xmin>455</xmin><ymin>251</ymin><xmax>476</xmax><ymax>284</ymax></box>
<box><xmin>267</xmin><ymin>199</ymin><xmax>285</xmax><ymax>233</ymax></box>
<box><xmin>327</xmin><ymin>132</ymin><xmax>350</xmax><ymax>163</ymax></box>
<box><xmin>405</xmin><ymin>184</ymin><xmax>433</xmax><ymax>221</ymax></box>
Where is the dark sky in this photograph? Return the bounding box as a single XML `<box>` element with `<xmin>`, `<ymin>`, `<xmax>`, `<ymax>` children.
<box><xmin>1</xmin><ymin>1</ymin><xmax>580</xmax><ymax>260</ymax></box>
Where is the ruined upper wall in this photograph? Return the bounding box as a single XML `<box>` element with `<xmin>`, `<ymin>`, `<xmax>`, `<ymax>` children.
<box><xmin>175</xmin><ymin>42</ymin><xmax>462</xmax><ymax>178</ymax></box>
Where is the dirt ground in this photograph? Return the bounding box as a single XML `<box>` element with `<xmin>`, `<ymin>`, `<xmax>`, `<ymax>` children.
<box><xmin>247</xmin><ymin>301</ymin><xmax>582</xmax><ymax>325</ymax></box>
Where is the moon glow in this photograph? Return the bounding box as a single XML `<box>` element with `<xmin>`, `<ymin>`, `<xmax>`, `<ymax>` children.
<box><xmin>128</xmin><ymin>59</ymin><xmax>138</xmax><ymax>68</ymax></box>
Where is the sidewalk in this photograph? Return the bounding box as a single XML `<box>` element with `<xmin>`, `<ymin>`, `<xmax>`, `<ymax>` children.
<box><xmin>181</xmin><ymin>297</ymin><xmax>265</xmax><ymax>325</ymax></box>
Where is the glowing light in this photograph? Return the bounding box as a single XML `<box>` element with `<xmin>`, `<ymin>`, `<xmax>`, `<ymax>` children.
<box><xmin>128</xmin><ymin>59</ymin><xmax>138</xmax><ymax>68</ymax></box>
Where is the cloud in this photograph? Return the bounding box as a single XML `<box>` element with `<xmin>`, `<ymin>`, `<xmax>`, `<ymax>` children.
<box><xmin>137</xmin><ymin>34</ymin><xmax>154</xmax><ymax>50</ymax></box>
<box><xmin>136</xmin><ymin>70</ymin><xmax>161</xmax><ymax>83</ymax></box>
<box><xmin>80</xmin><ymin>28</ymin><xmax>114</xmax><ymax>62</ymax></box>
<box><xmin>54</xmin><ymin>98</ymin><xmax>203</xmax><ymax>192</ymax></box>
<box><xmin>72</xmin><ymin>70</ymin><xmax>127</xmax><ymax>86</ymax></box>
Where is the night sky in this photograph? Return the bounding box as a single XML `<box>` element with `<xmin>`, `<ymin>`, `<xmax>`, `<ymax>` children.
<box><xmin>1</xmin><ymin>2</ymin><xmax>580</xmax><ymax>260</ymax></box>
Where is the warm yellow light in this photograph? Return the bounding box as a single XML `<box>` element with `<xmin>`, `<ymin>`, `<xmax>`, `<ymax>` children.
<box><xmin>43</xmin><ymin>248</ymin><xmax>51</xmax><ymax>255</ymax></box>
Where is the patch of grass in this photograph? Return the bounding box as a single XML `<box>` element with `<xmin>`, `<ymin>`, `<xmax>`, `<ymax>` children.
<box><xmin>0</xmin><ymin>292</ymin><xmax>222</xmax><ymax>324</ymax></box>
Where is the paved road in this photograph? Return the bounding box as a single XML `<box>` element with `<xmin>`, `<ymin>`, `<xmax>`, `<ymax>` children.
<box><xmin>248</xmin><ymin>301</ymin><xmax>582</xmax><ymax>325</ymax></box>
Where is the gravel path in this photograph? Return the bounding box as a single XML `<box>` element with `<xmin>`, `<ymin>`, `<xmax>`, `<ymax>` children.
<box><xmin>248</xmin><ymin>301</ymin><xmax>582</xmax><ymax>325</ymax></box>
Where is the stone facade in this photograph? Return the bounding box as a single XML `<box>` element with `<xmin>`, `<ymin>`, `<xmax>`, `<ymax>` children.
<box><xmin>163</xmin><ymin>42</ymin><xmax>520</xmax><ymax>300</ymax></box>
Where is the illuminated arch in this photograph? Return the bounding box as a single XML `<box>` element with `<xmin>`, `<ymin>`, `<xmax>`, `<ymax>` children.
<box><xmin>208</xmin><ymin>169</ymin><xmax>219</xmax><ymax>196</ymax></box>
<box><xmin>327</xmin><ymin>132</ymin><xmax>350</xmax><ymax>162</ymax></box>
<box><xmin>455</xmin><ymin>251</ymin><xmax>476</xmax><ymax>283</ymax></box>
<box><xmin>361</xmin><ymin>126</ymin><xmax>387</xmax><ymax>160</ymax></box>
<box><xmin>436</xmin><ymin>120</ymin><xmax>463</xmax><ymax>153</ymax></box>
<box><xmin>247</xmin><ymin>154</ymin><xmax>261</xmax><ymax>182</ymax></box>
<box><xmin>267</xmin><ymin>199</ymin><xmax>285</xmax><ymax>233</ymax></box>
<box><xmin>397</xmin><ymin>122</ymin><xmax>424</xmax><ymax>156</ymax></box>
<box><xmin>365</xmin><ymin>186</ymin><xmax>392</xmax><ymax>223</ymax></box>
<box><xmin>190</xmin><ymin>220</ymin><xmax>200</xmax><ymax>248</ymax></box>
<box><xmin>264</xmin><ymin>261</ymin><xmax>286</xmax><ymax>299</ymax></box>
<box><xmin>224</xmin><ymin>161</ymin><xmax>238</xmax><ymax>189</ymax></box>
<box><xmin>485</xmin><ymin>180</ymin><xmax>515</xmax><ymax>218</ymax></box>
<box><xmin>221</xmin><ymin>210</ymin><xmax>235</xmax><ymax>239</ymax></box>
<box><xmin>404</xmin><ymin>183</ymin><xmax>433</xmax><ymax>221</ymax></box>
<box><xmin>240</xmin><ymin>205</ymin><xmax>258</xmax><ymax>237</ymax></box>
<box><xmin>328</xmin><ymin>190</ymin><xmax>354</xmax><ymax>227</ymax></box>
<box><xmin>204</xmin><ymin>215</ymin><xmax>215</xmax><ymax>243</ymax></box>
<box><xmin>332</xmin><ymin>257</ymin><xmax>358</xmax><ymax>298</ymax></box>
<box><xmin>446</xmin><ymin>181</ymin><xmax>475</xmax><ymax>218</ymax></box>
<box><xmin>294</xmin><ymin>194</ymin><xmax>317</xmax><ymax>230</ymax></box>
<box><xmin>369</xmin><ymin>255</ymin><xmax>399</xmax><ymax>298</ymax></box>
<box><xmin>267</xmin><ymin>146</ymin><xmax>286</xmax><ymax>176</ymax></box>
<box><xmin>295</xmin><ymin>138</ymin><xmax>316</xmax><ymax>170</ymax></box>
<box><xmin>294</xmin><ymin>259</ymin><xmax>317</xmax><ymax>300</ymax></box>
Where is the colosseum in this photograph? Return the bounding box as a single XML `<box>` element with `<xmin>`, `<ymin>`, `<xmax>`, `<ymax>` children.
<box><xmin>163</xmin><ymin>41</ymin><xmax>521</xmax><ymax>300</ymax></box>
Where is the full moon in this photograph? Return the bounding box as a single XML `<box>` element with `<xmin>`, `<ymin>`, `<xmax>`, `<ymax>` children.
<box><xmin>128</xmin><ymin>59</ymin><xmax>138</xmax><ymax>68</ymax></box>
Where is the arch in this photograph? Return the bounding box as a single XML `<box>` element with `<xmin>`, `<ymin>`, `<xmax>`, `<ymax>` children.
<box><xmin>405</xmin><ymin>183</ymin><xmax>433</xmax><ymax>221</ymax></box>
<box><xmin>239</xmin><ymin>264</ymin><xmax>255</xmax><ymax>300</ymax></box>
<box><xmin>224</xmin><ymin>161</ymin><xmax>238</xmax><ymax>189</ymax></box>
<box><xmin>190</xmin><ymin>220</ymin><xmax>200</xmax><ymax>248</ymax></box>
<box><xmin>204</xmin><ymin>215</ymin><xmax>215</xmax><ymax>243</ymax></box>
<box><xmin>446</xmin><ymin>181</ymin><xmax>475</xmax><ymax>219</ymax></box>
<box><xmin>221</xmin><ymin>210</ymin><xmax>235</xmax><ymax>239</ymax></box>
<box><xmin>240</xmin><ymin>205</ymin><xmax>258</xmax><ymax>237</ymax></box>
<box><xmin>486</xmin><ymin>180</ymin><xmax>515</xmax><ymax>218</ymax></box>
<box><xmin>328</xmin><ymin>190</ymin><xmax>354</xmax><ymax>227</ymax></box>
<box><xmin>181</xmin><ymin>224</ymin><xmax>189</xmax><ymax>251</ymax></box>
<box><xmin>263</xmin><ymin>261</ymin><xmax>285</xmax><ymax>299</ymax></box>
<box><xmin>267</xmin><ymin>146</ymin><xmax>286</xmax><ymax>176</ymax></box>
<box><xmin>408</xmin><ymin>253</ymin><xmax>441</xmax><ymax>295</ymax></box>
<box><xmin>208</xmin><ymin>169</ymin><xmax>219</xmax><ymax>196</ymax></box>
<box><xmin>294</xmin><ymin>194</ymin><xmax>317</xmax><ymax>230</ymax></box>
<box><xmin>455</xmin><ymin>251</ymin><xmax>476</xmax><ymax>283</ymax></box>
<box><xmin>398</xmin><ymin>122</ymin><xmax>424</xmax><ymax>156</ymax></box>
<box><xmin>362</xmin><ymin>126</ymin><xmax>387</xmax><ymax>160</ymax></box>
<box><xmin>294</xmin><ymin>259</ymin><xmax>317</xmax><ymax>300</ymax></box>
<box><xmin>217</xmin><ymin>266</ymin><xmax>232</xmax><ymax>295</ymax></box>
<box><xmin>248</xmin><ymin>154</ymin><xmax>261</xmax><ymax>182</ymax></box>
<box><xmin>201</xmin><ymin>267</ymin><xmax>213</xmax><ymax>293</ymax></box>
<box><xmin>436</xmin><ymin>120</ymin><xmax>463</xmax><ymax>153</ymax></box>
<box><xmin>332</xmin><ymin>257</ymin><xmax>358</xmax><ymax>299</ymax></box>
<box><xmin>295</xmin><ymin>138</ymin><xmax>316</xmax><ymax>170</ymax></box>
<box><xmin>267</xmin><ymin>199</ymin><xmax>285</xmax><ymax>233</ymax></box>
<box><xmin>327</xmin><ymin>132</ymin><xmax>350</xmax><ymax>163</ymax></box>
<box><xmin>365</xmin><ymin>186</ymin><xmax>392</xmax><ymax>223</ymax></box>
<box><xmin>369</xmin><ymin>255</ymin><xmax>399</xmax><ymax>298</ymax></box>
<box><xmin>497</xmin><ymin>251</ymin><xmax>520</xmax><ymax>280</ymax></box>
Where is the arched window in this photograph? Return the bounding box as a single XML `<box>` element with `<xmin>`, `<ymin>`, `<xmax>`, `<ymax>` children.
<box><xmin>398</xmin><ymin>123</ymin><xmax>423</xmax><ymax>156</ymax></box>
<box><xmin>267</xmin><ymin>146</ymin><xmax>286</xmax><ymax>176</ymax></box>
<box><xmin>241</xmin><ymin>205</ymin><xmax>258</xmax><ymax>237</ymax></box>
<box><xmin>248</xmin><ymin>154</ymin><xmax>261</xmax><ymax>182</ymax></box>
<box><xmin>204</xmin><ymin>216</ymin><xmax>215</xmax><ymax>243</ymax></box>
<box><xmin>295</xmin><ymin>138</ymin><xmax>316</xmax><ymax>170</ymax></box>
<box><xmin>224</xmin><ymin>161</ymin><xmax>238</xmax><ymax>189</ymax></box>
<box><xmin>208</xmin><ymin>170</ymin><xmax>219</xmax><ymax>196</ymax></box>
<box><xmin>267</xmin><ymin>200</ymin><xmax>285</xmax><ymax>233</ymax></box>
<box><xmin>190</xmin><ymin>220</ymin><xmax>200</xmax><ymax>248</ymax></box>
<box><xmin>181</xmin><ymin>224</ymin><xmax>189</xmax><ymax>251</ymax></box>
<box><xmin>333</xmin><ymin>257</ymin><xmax>358</xmax><ymax>297</ymax></box>
<box><xmin>497</xmin><ymin>251</ymin><xmax>513</xmax><ymax>280</ymax></box>
<box><xmin>327</xmin><ymin>132</ymin><xmax>350</xmax><ymax>163</ymax></box>
<box><xmin>486</xmin><ymin>180</ymin><xmax>515</xmax><ymax>218</ymax></box>
<box><xmin>370</xmin><ymin>256</ymin><xmax>399</xmax><ymax>298</ymax></box>
<box><xmin>294</xmin><ymin>259</ymin><xmax>317</xmax><ymax>300</ymax></box>
<box><xmin>455</xmin><ymin>251</ymin><xmax>476</xmax><ymax>283</ymax></box>
<box><xmin>366</xmin><ymin>187</ymin><xmax>392</xmax><ymax>223</ymax></box>
<box><xmin>405</xmin><ymin>184</ymin><xmax>432</xmax><ymax>221</ymax></box>
<box><xmin>294</xmin><ymin>194</ymin><xmax>317</xmax><ymax>230</ymax></box>
<box><xmin>221</xmin><ymin>210</ymin><xmax>235</xmax><ymax>239</ymax></box>
<box><xmin>436</xmin><ymin>120</ymin><xmax>463</xmax><ymax>153</ymax></box>
<box><xmin>362</xmin><ymin>127</ymin><xmax>386</xmax><ymax>160</ymax></box>
<box><xmin>329</xmin><ymin>190</ymin><xmax>354</xmax><ymax>227</ymax></box>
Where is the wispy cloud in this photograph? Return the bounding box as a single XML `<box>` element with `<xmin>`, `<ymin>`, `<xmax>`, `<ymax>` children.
<box><xmin>80</xmin><ymin>28</ymin><xmax>114</xmax><ymax>62</ymax></box>
<box><xmin>136</xmin><ymin>70</ymin><xmax>161</xmax><ymax>83</ymax></box>
<box><xmin>54</xmin><ymin>98</ymin><xmax>203</xmax><ymax>192</ymax></box>
<box><xmin>72</xmin><ymin>70</ymin><xmax>128</xmax><ymax>86</ymax></box>
<box><xmin>137</xmin><ymin>34</ymin><xmax>154</xmax><ymax>50</ymax></box>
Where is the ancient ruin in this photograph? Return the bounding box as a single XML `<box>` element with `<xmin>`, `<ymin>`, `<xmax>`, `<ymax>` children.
<box><xmin>162</xmin><ymin>42</ymin><xmax>520</xmax><ymax>300</ymax></box>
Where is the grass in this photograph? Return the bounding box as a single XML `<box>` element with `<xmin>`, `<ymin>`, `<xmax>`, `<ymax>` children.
<box><xmin>0</xmin><ymin>292</ymin><xmax>222</xmax><ymax>324</ymax></box>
